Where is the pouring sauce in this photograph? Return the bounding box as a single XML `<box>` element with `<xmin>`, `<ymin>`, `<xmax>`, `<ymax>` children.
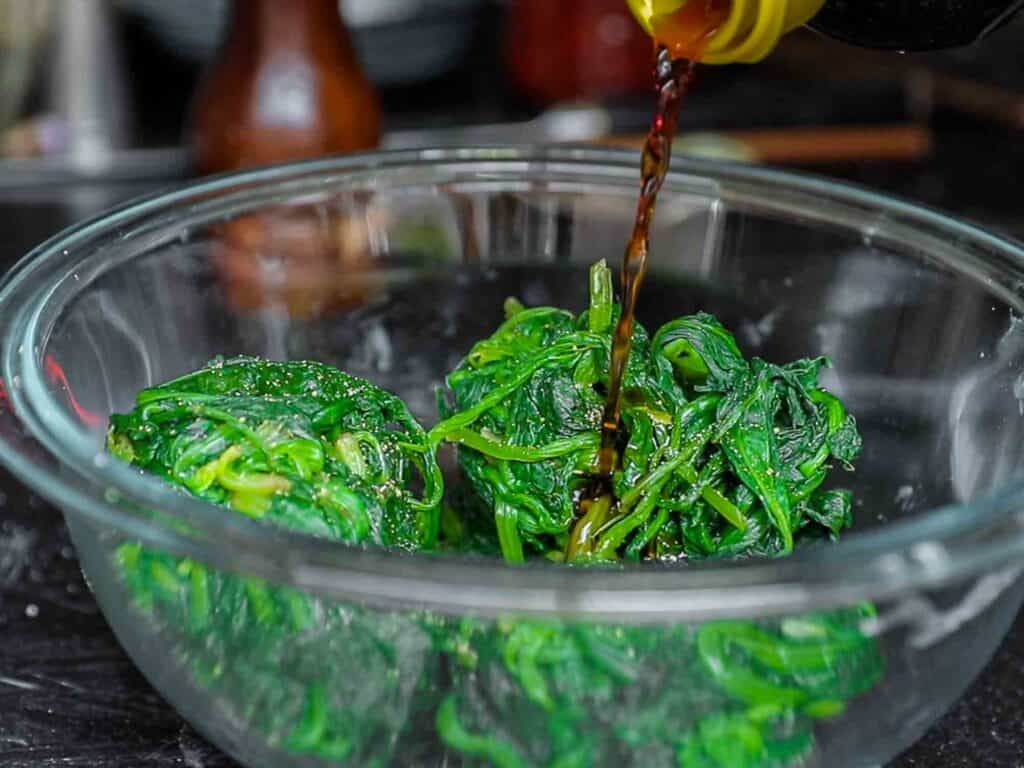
<box><xmin>597</xmin><ymin>1</ymin><xmax>728</xmax><ymax>477</ymax></box>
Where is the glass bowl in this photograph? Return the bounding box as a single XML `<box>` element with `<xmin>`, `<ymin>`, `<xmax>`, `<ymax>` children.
<box><xmin>1</xmin><ymin>147</ymin><xmax>1024</xmax><ymax>768</ymax></box>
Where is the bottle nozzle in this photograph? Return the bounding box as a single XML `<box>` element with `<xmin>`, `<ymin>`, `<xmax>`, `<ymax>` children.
<box><xmin>627</xmin><ymin>0</ymin><xmax>825</xmax><ymax>64</ymax></box>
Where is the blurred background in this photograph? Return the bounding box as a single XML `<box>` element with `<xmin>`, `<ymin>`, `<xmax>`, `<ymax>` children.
<box><xmin>0</xmin><ymin>0</ymin><xmax>1023</xmax><ymax>232</ymax></box>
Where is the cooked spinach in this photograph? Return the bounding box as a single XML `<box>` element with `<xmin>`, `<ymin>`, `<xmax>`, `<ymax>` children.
<box><xmin>108</xmin><ymin>356</ymin><xmax>443</xmax><ymax>549</ymax></box>
<box><xmin>116</xmin><ymin>542</ymin><xmax>435</xmax><ymax>765</ymax></box>
<box><xmin>434</xmin><ymin>260</ymin><xmax>861</xmax><ymax>563</ymax></box>
<box><xmin>107</xmin><ymin>264</ymin><xmax>880</xmax><ymax>767</ymax></box>
<box><xmin>437</xmin><ymin>605</ymin><xmax>882</xmax><ymax>768</ymax></box>
<box><xmin>107</xmin><ymin>357</ymin><xmax>449</xmax><ymax>762</ymax></box>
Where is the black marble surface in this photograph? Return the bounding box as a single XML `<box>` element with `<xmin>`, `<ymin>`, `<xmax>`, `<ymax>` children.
<box><xmin>1</xmin><ymin>128</ymin><xmax>1024</xmax><ymax>766</ymax></box>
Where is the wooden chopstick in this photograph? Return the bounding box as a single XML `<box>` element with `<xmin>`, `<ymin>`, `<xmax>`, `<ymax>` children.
<box><xmin>594</xmin><ymin>123</ymin><xmax>933</xmax><ymax>164</ymax></box>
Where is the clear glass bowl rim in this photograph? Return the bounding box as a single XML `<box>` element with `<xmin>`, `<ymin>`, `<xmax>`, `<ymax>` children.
<box><xmin>2</xmin><ymin>146</ymin><xmax>1024</xmax><ymax>622</ymax></box>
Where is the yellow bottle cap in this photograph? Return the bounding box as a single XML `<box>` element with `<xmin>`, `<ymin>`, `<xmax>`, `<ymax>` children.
<box><xmin>627</xmin><ymin>0</ymin><xmax>825</xmax><ymax>64</ymax></box>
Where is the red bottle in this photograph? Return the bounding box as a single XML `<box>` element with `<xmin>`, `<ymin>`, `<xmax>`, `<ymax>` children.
<box><xmin>506</xmin><ymin>0</ymin><xmax>654</xmax><ymax>105</ymax></box>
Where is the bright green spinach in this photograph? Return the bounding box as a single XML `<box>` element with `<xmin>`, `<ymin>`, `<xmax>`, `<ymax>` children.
<box><xmin>107</xmin><ymin>266</ymin><xmax>880</xmax><ymax>768</ymax></box>
<box><xmin>436</xmin><ymin>605</ymin><xmax>882</xmax><ymax>768</ymax></box>
<box><xmin>108</xmin><ymin>356</ymin><xmax>443</xmax><ymax>549</ymax></box>
<box><xmin>434</xmin><ymin>260</ymin><xmax>861</xmax><ymax>563</ymax></box>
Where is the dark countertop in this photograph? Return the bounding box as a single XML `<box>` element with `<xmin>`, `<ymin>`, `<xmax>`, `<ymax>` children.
<box><xmin>1</xmin><ymin>125</ymin><xmax>1024</xmax><ymax>766</ymax></box>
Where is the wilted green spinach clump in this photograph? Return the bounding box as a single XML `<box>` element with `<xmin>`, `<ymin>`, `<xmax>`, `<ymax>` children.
<box><xmin>434</xmin><ymin>260</ymin><xmax>861</xmax><ymax>564</ymax></box>
<box><xmin>107</xmin><ymin>357</ymin><xmax>445</xmax><ymax>763</ymax></box>
<box><xmin>108</xmin><ymin>356</ymin><xmax>443</xmax><ymax>549</ymax></box>
<box><xmin>436</xmin><ymin>606</ymin><xmax>882</xmax><ymax>768</ymax></box>
<box><xmin>116</xmin><ymin>540</ymin><xmax>434</xmax><ymax>764</ymax></box>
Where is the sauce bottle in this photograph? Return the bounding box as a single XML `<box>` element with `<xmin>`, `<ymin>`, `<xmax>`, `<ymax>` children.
<box><xmin>627</xmin><ymin>0</ymin><xmax>1024</xmax><ymax>64</ymax></box>
<box><xmin>190</xmin><ymin>0</ymin><xmax>380</xmax><ymax>175</ymax></box>
<box><xmin>189</xmin><ymin>0</ymin><xmax>382</xmax><ymax>322</ymax></box>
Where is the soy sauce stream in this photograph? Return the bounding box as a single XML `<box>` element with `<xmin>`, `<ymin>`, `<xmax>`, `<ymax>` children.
<box><xmin>597</xmin><ymin>47</ymin><xmax>697</xmax><ymax>477</ymax></box>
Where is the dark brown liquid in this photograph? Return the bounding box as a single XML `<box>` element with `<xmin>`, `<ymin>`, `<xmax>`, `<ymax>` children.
<box><xmin>574</xmin><ymin>3</ymin><xmax>725</xmax><ymax>558</ymax></box>
<box><xmin>597</xmin><ymin>48</ymin><xmax>697</xmax><ymax>477</ymax></box>
<box><xmin>594</xmin><ymin>0</ymin><xmax>729</xmax><ymax>479</ymax></box>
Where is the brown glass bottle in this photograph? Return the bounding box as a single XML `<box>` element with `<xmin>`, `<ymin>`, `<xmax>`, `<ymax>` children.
<box><xmin>190</xmin><ymin>0</ymin><xmax>380</xmax><ymax>175</ymax></box>
<box><xmin>192</xmin><ymin>0</ymin><xmax>382</xmax><ymax>320</ymax></box>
